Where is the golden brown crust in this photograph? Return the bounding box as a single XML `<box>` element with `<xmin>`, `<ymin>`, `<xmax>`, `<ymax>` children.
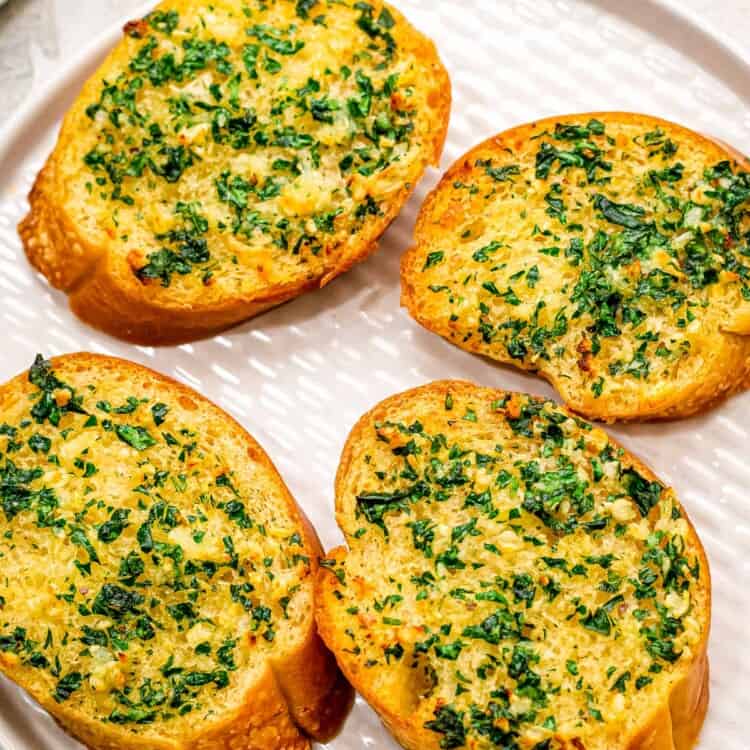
<box><xmin>269</xmin><ymin>504</ymin><xmax>355</xmax><ymax>743</ymax></box>
<box><xmin>19</xmin><ymin>2</ymin><xmax>452</xmax><ymax>346</ymax></box>
<box><xmin>316</xmin><ymin>380</ymin><xmax>712</xmax><ymax>750</ymax></box>
<box><xmin>0</xmin><ymin>353</ymin><xmax>352</xmax><ymax>750</ymax></box>
<box><xmin>48</xmin><ymin>663</ymin><xmax>312</xmax><ymax>750</ymax></box>
<box><xmin>19</xmin><ymin>158</ymin><xmax>102</xmax><ymax>293</ymax></box>
<box><xmin>401</xmin><ymin>112</ymin><xmax>750</xmax><ymax>422</ymax></box>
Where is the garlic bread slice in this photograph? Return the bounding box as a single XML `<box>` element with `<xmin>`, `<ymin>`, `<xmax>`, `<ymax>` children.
<box><xmin>0</xmin><ymin>353</ymin><xmax>351</xmax><ymax>749</ymax></box>
<box><xmin>20</xmin><ymin>0</ymin><xmax>450</xmax><ymax>344</ymax></box>
<box><xmin>402</xmin><ymin>113</ymin><xmax>750</xmax><ymax>421</ymax></box>
<box><xmin>318</xmin><ymin>381</ymin><xmax>710</xmax><ymax>750</ymax></box>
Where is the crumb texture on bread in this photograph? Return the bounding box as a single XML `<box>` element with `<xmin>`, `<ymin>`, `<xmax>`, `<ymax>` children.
<box><xmin>0</xmin><ymin>353</ymin><xmax>350</xmax><ymax>749</ymax></box>
<box><xmin>20</xmin><ymin>0</ymin><xmax>450</xmax><ymax>344</ymax></box>
<box><xmin>317</xmin><ymin>381</ymin><xmax>710</xmax><ymax>750</ymax></box>
<box><xmin>402</xmin><ymin>113</ymin><xmax>750</xmax><ymax>421</ymax></box>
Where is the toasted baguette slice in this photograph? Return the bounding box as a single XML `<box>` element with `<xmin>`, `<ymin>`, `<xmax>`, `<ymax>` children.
<box><xmin>402</xmin><ymin>113</ymin><xmax>750</xmax><ymax>421</ymax></box>
<box><xmin>317</xmin><ymin>381</ymin><xmax>710</xmax><ymax>750</ymax></box>
<box><xmin>0</xmin><ymin>353</ymin><xmax>351</xmax><ymax>750</ymax></box>
<box><xmin>20</xmin><ymin>0</ymin><xmax>450</xmax><ymax>345</ymax></box>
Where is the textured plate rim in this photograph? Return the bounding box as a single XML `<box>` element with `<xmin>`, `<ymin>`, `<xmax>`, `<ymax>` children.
<box><xmin>0</xmin><ymin>0</ymin><xmax>156</xmax><ymax>162</ymax></box>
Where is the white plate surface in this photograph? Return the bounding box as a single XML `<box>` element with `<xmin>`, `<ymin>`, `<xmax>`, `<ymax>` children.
<box><xmin>0</xmin><ymin>1</ymin><xmax>748</xmax><ymax>748</ymax></box>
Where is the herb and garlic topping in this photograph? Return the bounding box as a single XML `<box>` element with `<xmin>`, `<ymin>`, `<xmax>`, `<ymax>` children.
<box><xmin>407</xmin><ymin>115</ymin><xmax>750</xmax><ymax>417</ymax></box>
<box><xmin>72</xmin><ymin>0</ymin><xmax>444</xmax><ymax>295</ymax></box>
<box><xmin>0</xmin><ymin>356</ymin><xmax>310</xmax><ymax>731</ymax></box>
<box><xmin>323</xmin><ymin>383</ymin><xmax>708</xmax><ymax>750</ymax></box>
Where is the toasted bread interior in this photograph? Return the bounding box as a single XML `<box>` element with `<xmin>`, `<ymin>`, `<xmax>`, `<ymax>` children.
<box><xmin>0</xmin><ymin>354</ymin><xmax>319</xmax><ymax>741</ymax></box>
<box><xmin>402</xmin><ymin>113</ymin><xmax>750</xmax><ymax>420</ymax></box>
<box><xmin>31</xmin><ymin>0</ymin><xmax>448</xmax><ymax>311</ymax></box>
<box><xmin>318</xmin><ymin>381</ymin><xmax>710</xmax><ymax>750</ymax></box>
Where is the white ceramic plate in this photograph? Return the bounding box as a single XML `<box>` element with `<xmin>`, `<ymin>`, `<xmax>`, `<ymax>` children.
<box><xmin>0</xmin><ymin>1</ymin><xmax>748</xmax><ymax>748</ymax></box>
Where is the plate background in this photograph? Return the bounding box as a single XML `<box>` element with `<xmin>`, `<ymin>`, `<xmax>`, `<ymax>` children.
<box><xmin>0</xmin><ymin>1</ymin><xmax>748</xmax><ymax>748</ymax></box>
